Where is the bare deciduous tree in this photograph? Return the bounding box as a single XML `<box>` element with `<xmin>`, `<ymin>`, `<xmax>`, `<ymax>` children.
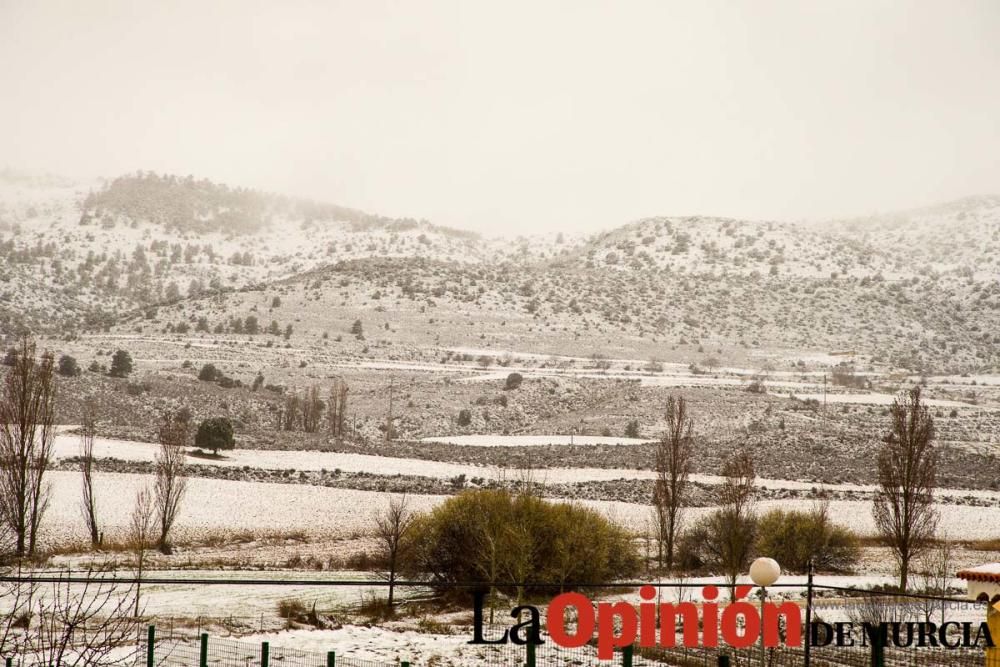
<box><xmin>129</xmin><ymin>487</ymin><xmax>155</xmax><ymax>620</ymax></box>
<box><xmin>873</xmin><ymin>387</ymin><xmax>938</xmax><ymax>590</ymax></box>
<box><xmin>154</xmin><ymin>412</ymin><xmax>189</xmax><ymax>554</ymax></box>
<box><xmin>514</xmin><ymin>454</ymin><xmax>544</xmax><ymax>497</ymax></box>
<box><xmin>653</xmin><ymin>395</ymin><xmax>693</xmax><ymax>570</ymax></box>
<box><xmin>327</xmin><ymin>378</ymin><xmax>349</xmax><ymax>439</ymax></box>
<box><xmin>301</xmin><ymin>386</ymin><xmax>324</xmax><ymax>433</ymax></box>
<box><xmin>0</xmin><ymin>336</ymin><xmax>57</xmax><ymax>559</ymax></box>
<box><xmin>0</xmin><ymin>563</ymin><xmax>141</xmax><ymax>666</ymax></box>
<box><xmin>917</xmin><ymin>534</ymin><xmax>954</xmax><ymax>625</ymax></box>
<box><xmin>374</xmin><ymin>494</ymin><xmax>415</xmax><ymax>611</ymax></box>
<box><xmin>846</xmin><ymin>589</ymin><xmax>914</xmax><ymax>627</ymax></box>
<box><xmin>719</xmin><ymin>448</ymin><xmax>756</xmax><ymax>518</ymax></box>
<box><xmin>716</xmin><ymin>449</ymin><xmax>757</xmax><ymax>599</ymax></box>
<box><xmin>385</xmin><ymin>376</ymin><xmax>395</xmax><ymax>442</ymax></box>
<box><xmin>282</xmin><ymin>393</ymin><xmax>300</xmax><ymax>431</ymax></box>
<box><xmin>80</xmin><ymin>399</ymin><xmax>100</xmax><ymax>548</ymax></box>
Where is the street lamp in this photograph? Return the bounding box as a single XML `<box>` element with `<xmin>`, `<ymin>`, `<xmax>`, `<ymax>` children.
<box><xmin>750</xmin><ymin>558</ymin><xmax>781</xmax><ymax>667</ymax></box>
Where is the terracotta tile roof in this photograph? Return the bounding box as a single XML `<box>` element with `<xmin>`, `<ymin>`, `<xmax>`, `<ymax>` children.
<box><xmin>957</xmin><ymin>564</ymin><xmax>1000</xmax><ymax>583</ymax></box>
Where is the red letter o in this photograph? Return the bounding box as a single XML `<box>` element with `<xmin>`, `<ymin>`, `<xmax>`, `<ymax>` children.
<box><xmin>548</xmin><ymin>593</ymin><xmax>595</xmax><ymax>648</ymax></box>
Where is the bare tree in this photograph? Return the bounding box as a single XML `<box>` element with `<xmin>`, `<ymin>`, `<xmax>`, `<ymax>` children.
<box><xmin>873</xmin><ymin>387</ymin><xmax>938</xmax><ymax>590</ymax></box>
<box><xmin>653</xmin><ymin>395</ymin><xmax>693</xmax><ymax>570</ymax></box>
<box><xmin>129</xmin><ymin>487</ymin><xmax>155</xmax><ymax>620</ymax></box>
<box><xmin>80</xmin><ymin>400</ymin><xmax>101</xmax><ymax>548</ymax></box>
<box><xmin>0</xmin><ymin>564</ymin><xmax>142</xmax><ymax>666</ymax></box>
<box><xmin>154</xmin><ymin>412</ymin><xmax>189</xmax><ymax>554</ymax></box>
<box><xmin>514</xmin><ymin>454</ymin><xmax>544</xmax><ymax>497</ymax></box>
<box><xmin>282</xmin><ymin>393</ymin><xmax>300</xmax><ymax>431</ymax></box>
<box><xmin>385</xmin><ymin>376</ymin><xmax>395</xmax><ymax>442</ymax></box>
<box><xmin>301</xmin><ymin>386</ymin><xmax>324</xmax><ymax>433</ymax></box>
<box><xmin>0</xmin><ymin>336</ymin><xmax>57</xmax><ymax>558</ymax></box>
<box><xmin>374</xmin><ymin>494</ymin><xmax>415</xmax><ymax>611</ymax></box>
<box><xmin>917</xmin><ymin>535</ymin><xmax>954</xmax><ymax>625</ymax></box>
<box><xmin>719</xmin><ymin>448</ymin><xmax>756</xmax><ymax>518</ymax></box>
<box><xmin>716</xmin><ymin>449</ymin><xmax>757</xmax><ymax>599</ymax></box>
<box><xmin>327</xmin><ymin>378</ymin><xmax>349</xmax><ymax>439</ymax></box>
<box><xmin>847</xmin><ymin>588</ymin><xmax>919</xmax><ymax>630</ymax></box>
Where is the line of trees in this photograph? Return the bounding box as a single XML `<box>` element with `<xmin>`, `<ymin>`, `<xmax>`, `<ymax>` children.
<box><xmin>0</xmin><ymin>337</ymin><xmax>56</xmax><ymax>558</ymax></box>
<box><xmin>650</xmin><ymin>387</ymin><xmax>940</xmax><ymax>595</ymax></box>
<box><xmin>279</xmin><ymin>381</ymin><xmax>350</xmax><ymax>437</ymax></box>
<box><xmin>0</xmin><ymin>336</ymin><xmax>146</xmax><ymax>663</ymax></box>
<box><xmin>0</xmin><ymin>333</ymin><xmax>951</xmax><ymax>656</ymax></box>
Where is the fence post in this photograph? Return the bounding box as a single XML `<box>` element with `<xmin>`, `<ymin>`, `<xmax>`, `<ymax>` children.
<box><xmin>261</xmin><ymin>642</ymin><xmax>269</xmax><ymax>667</ymax></box>
<box><xmin>6</xmin><ymin>657</ymin><xmax>12</xmax><ymax>667</ymax></box>
<box><xmin>525</xmin><ymin>640</ymin><xmax>536</xmax><ymax>667</ymax></box>
<box><xmin>717</xmin><ymin>655</ymin><xmax>730</xmax><ymax>667</ymax></box>
<box><xmin>621</xmin><ymin>644</ymin><xmax>633</xmax><ymax>667</ymax></box>
<box><xmin>146</xmin><ymin>624</ymin><xmax>155</xmax><ymax>667</ymax></box>
<box><xmin>804</xmin><ymin>560</ymin><xmax>813</xmax><ymax>667</ymax></box>
<box><xmin>870</xmin><ymin>633</ymin><xmax>885</xmax><ymax>667</ymax></box>
<box><xmin>327</xmin><ymin>650</ymin><xmax>335</xmax><ymax>667</ymax></box>
<box><xmin>199</xmin><ymin>633</ymin><xmax>208</xmax><ymax>667</ymax></box>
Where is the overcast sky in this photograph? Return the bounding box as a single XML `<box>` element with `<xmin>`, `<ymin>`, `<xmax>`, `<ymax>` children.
<box><xmin>1</xmin><ymin>1</ymin><xmax>998</xmax><ymax>235</ymax></box>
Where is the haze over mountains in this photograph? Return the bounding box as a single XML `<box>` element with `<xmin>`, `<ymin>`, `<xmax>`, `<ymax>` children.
<box><xmin>1</xmin><ymin>169</ymin><xmax>999</xmax><ymax>373</ymax></box>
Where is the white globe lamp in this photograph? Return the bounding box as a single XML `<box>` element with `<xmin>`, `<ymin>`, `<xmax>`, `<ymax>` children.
<box><xmin>749</xmin><ymin>557</ymin><xmax>781</xmax><ymax>587</ymax></box>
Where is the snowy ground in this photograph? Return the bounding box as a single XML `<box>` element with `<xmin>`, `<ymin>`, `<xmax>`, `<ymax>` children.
<box><xmin>44</xmin><ymin>470</ymin><xmax>447</xmax><ymax>545</ymax></box>
<box><xmin>131</xmin><ymin>573</ymin><xmax>990</xmax><ymax>667</ymax></box>
<box><xmin>0</xmin><ymin>569</ymin><xmax>414</xmax><ymax>620</ymax></box>
<box><xmin>43</xmin><ymin>470</ymin><xmax>1000</xmax><ymax>548</ymax></box>
<box><xmin>145</xmin><ymin>626</ymin><xmax>549</xmax><ymax>667</ymax></box>
<box><xmin>52</xmin><ymin>434</ymin><xmax>1000</xmax><ymax>502</ymax></box>
<box><xmin>791</xmin><ymin>392</ymin><xmax>973</xmax><ymax>407</ymax></box>
<box><xmin>417</xmin><ymin>434</ymin><xmax>654</xmax><ymax>446</ymax></box>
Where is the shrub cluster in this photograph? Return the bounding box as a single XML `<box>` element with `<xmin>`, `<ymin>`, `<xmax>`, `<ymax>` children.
<box><xmin>678</xmin><ymin>504</ymin><xmax>859</xmax><ymax>574</ymax></box>
<box><xmin>504</xmin><ymin>372</ymin><xmax>523</xmax><ymax>390</ymax></box>
<box><xmin>403</xmin><ymin>489</ymin><xmax>639</xmax><ymax>598</ymax></box>
<box><xmin>755</xmin><ymin>507</ymin><xmax>859</xmax><ymax>572</ymax></box>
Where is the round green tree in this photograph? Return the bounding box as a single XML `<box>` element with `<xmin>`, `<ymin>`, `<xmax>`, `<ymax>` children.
<box><xmin>195</xmin><ymin>417</ymin><xmax>235</xmax><ymax>456</ymax></box>
<box><xmin>109</xmin><ymin>350</ymin><xmax>134</xmax><ymax>378</ymax></box>
<box><xmin>57</xmin><ymin>354</ymin><xmax>81</xmax><ymax>377</ymax></box>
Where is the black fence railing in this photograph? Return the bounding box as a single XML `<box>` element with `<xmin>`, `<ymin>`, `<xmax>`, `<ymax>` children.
<box><xmin>0</xmin><ymin>572</ymin><xmax>993</xmax><ymax>667</ymax></box>
<box><xmin>131</xmin><ymin>625</ymin><xmax>991</xmax><ymax>667</ymax></box>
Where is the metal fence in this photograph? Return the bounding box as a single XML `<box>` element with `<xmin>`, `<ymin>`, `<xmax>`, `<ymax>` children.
<box><xmin>2</xmin><ymin>573</ymin><xmax>994</xmax><ymax>667</ymax></box>
<box><xmin>633</xmin><ymin>643</ymin><xmax>987</xmax><ymax>667</ymax></box>
<box><xmin>136</xmin><ymin>627</ymin><xmax>608</xmax><ymax>667</ymax></box>
<box><xmin>138</xmin><ymin>628</ymin><xmax>397</xmax><ymax>667</ymax></box>
<box><xmin>133</xmin><ymin>626</ymin><xmax>991</xmax><ymax>667</ymax></box>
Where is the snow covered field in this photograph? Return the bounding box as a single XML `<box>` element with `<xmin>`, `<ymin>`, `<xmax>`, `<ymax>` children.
<box><xmin>417</xmin><ymin>434</ymin><xmax>653</xmax><ymax>446</ymax></box>
<box><xmin>0</xmin><ymin>569</ymin><xmax>409</xmax><ymax>620</ymax></box>
<box><xmin>457</xmin><ymin>369</ymin><xmax>834</xmax><ymax>390</ymax></box>
<box><xmin>791</xmin><ymin>392</ymin><xmax>974</xmax><ymax>407</ymax></box>
<box><xmin>148</xmin><ymin>627</ymin><xmax>547</xmax><ymax>667</ymax></box>
<box><xmin>51</xmin><ymin>434</ymin><xmax>1000</xmax><ymax>505</ymax></box>
<box><xmin>44</xmin><ymin>471</ymin><xmax>447</xmax><ymax>545</ymax></box>
<box><xmin>43</xmin><ymin>470</ymin><xmax>1000</xmax><ymax>547</ymax></box>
